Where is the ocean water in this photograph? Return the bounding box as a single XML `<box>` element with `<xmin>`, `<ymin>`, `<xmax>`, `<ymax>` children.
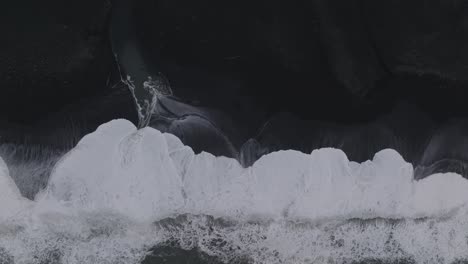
<box><xmin>0</xmin><ymin>120</ymin><xmax>468</xmax><ymax>264</ymax></box>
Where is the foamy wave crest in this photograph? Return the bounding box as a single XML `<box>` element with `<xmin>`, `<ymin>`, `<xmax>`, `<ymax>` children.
<box><xmin>1</xmin><ymin>119</ymin><xmax>468</xmax><ymax>263</ymax></box>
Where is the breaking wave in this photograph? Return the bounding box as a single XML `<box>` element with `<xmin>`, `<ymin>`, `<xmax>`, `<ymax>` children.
<box><xmin>1</xmin><ymin>120</ymin><xmax>468</xmax><ymax>263</ymax></box>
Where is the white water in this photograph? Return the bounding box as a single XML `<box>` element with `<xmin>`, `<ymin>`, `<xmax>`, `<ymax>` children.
<box><xmin>1</xmin><ymin>119</ymin><xmax>468</xmax><ymax>263</ymax></box>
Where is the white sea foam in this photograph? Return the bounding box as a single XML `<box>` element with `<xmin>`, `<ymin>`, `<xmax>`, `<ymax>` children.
<box><xmin>1</xmin><ymin>119</ymin><xmax>468</xmax><ymax>263</ymax></box>
<box><xmin>37</xmin><ymin>119</ymin><xmax>468</xmax><ymax>221</ymax></box>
